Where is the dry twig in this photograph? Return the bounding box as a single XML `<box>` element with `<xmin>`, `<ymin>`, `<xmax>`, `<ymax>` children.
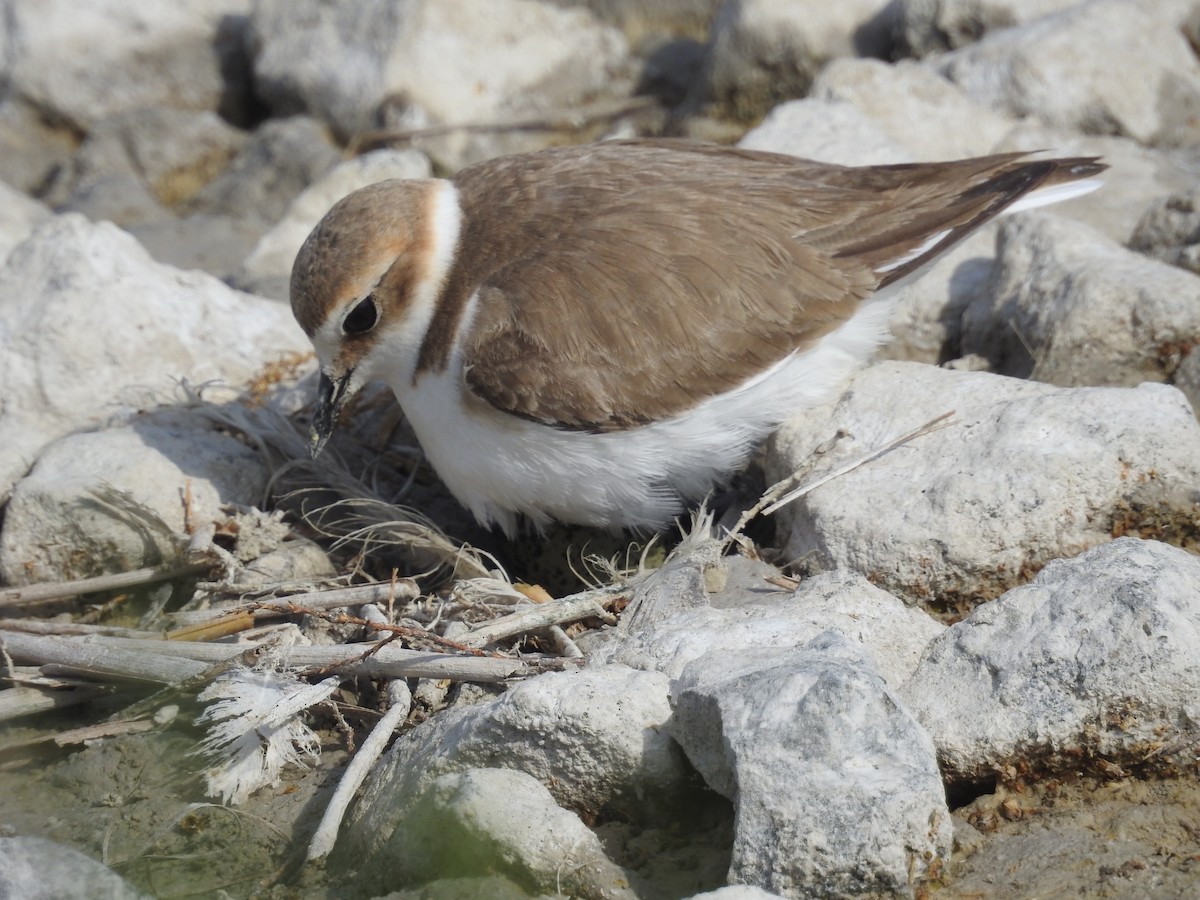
<box><xmin>0</xmin><ymin>630</ymin><xmax>213</xmax><ymax>685</ymax></box>
<box><xmin>307</xmin><ymin>680</ymin><xmax>412</xmax><ymax>861</ymax></box>
<box><xmin>0</xmin><ymin>683</ymin><xmax>109</xmax><ymax>723</ymax></box>
<box><xmin>0</xmin><ymin>630</ymin><xmax>529</xmax><ymax>684</ymax></box>
<box><xmin>0</xmin><ymin>561</ymin><xmax>212</xmax><ymax>612</ymax></box>
<box><xmin>462</xmin><ymin>585</ymin><xmax>624</xmax><ymax>648</ymax></box>
<box><xmin>165</xmin><ymin>581</ymin><xmax>421</xmax><ymax>630</ymax></box>
<box><xmin>725</xmin><ymin>411</ymin><xmax>957</xmax><ymax>543</ymax></box>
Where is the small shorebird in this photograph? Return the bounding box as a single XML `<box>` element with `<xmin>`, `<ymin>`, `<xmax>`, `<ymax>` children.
<box><xmin>290</xmin><ymin>140</ymin><xmax>1103</xmax><ymax>535</ymax></box>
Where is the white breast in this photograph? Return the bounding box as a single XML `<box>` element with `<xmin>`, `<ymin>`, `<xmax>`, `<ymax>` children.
<box><xmin>388</xmin><ymin>289</ymin><xmax>898</xmax><ymax>536</ymax></box>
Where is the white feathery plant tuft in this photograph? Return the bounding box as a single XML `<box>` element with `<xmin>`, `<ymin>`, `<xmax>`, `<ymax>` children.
<box><xmin>195</xmin><ymin>668</ymin><xmax>341</xmax><ymax>805</ymax></box>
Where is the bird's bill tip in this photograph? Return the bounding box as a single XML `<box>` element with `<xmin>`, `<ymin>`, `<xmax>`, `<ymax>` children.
<box><xmin>309</xmin><ymin>424</ymin><xmax>332</xmax><ymax>460</ymax></box>
<box><xmin>309</xmin><ymin>369</ymin><xmax>352</xmax><ymax>459</ymax></box>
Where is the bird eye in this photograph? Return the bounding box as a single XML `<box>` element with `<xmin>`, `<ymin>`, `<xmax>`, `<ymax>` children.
<box><xmin>342</xmin><ymin>294</ymin><xmax>379</xmax><ymax>335</ymax></box>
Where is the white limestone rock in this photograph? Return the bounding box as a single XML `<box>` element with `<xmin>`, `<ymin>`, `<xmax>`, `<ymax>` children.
<box><xmin>77</xmin><ymin>117</ymin><xmax>342</xmax><ymax>281</ymax></box>
<box><xmin>810</xmin><ymin>58</ymin><xmax>1017</xmax><ymax>162</ymax></box>
<box><xmin>961</xmin><ymin>211</ymin><xmax>1200</xmax><ymax>388</ymax></box>
<box><xmin>0</xmin><ymin>836</ymin><xmax>150</xmax><ymax>900</ymax></box>
<box><xmin>541</xmin><ymin>0</ymin><xmax>720</xmax><ymax>41</ymax></box>
<box><xmin>232</xmin><ymin>539</ymin><xmax>338</xmax><ymax>588</ymax></box>
<box><xmin>187</xmin><ymin>117</ymin><xmax>341</xmax><ymax>227</ymax></box>
<box><xmin>0</xmin><ymin>411</ymin><xmax>271</xmax><ymax>584</ymax></box>
<box><xmin>738</xmin><ymin>98</ymin><xmax>913</xmax><ymax>166</ymax></box>
<box><xmin>344</xmin><ymin>664</ymin><xmax>690</xmax><ymax>862</ymax></box>
<box><xmin>0</xmin><ymin>99</ymin><xmax>77</xmax><ymax>195</ymax></box>
<box><xmin>669</xmin><ymin>632</ymin><xmax>952</xmax><ymax>897</ymax></box>
<box><xmin>0</xmin><ymin>182</ymin><xmax>50</xmax><ymax>267</ymax></box>
<box><xmin>0</xmin><ymin>0</ymin><xmax>253</xmax><ymax>131</ymax></box>
<box><xmin>46</xmin><ymin>108</ymin><xmax>261</xmax><ymax>280</ymax></box>
<box><xmin>124</xmin><ymin>214</ymin><xmax>270</xmax><ymax>285</ymax></box>
<box><xmin>1174</xmin><ymin>347</ymin><xmax>1200</xmax><ymax>417</ymax></box>
<box><xmin>47</xmin><ymin>108</ymin><xmax>248</xmax><ymax>219</ymax></box>
<box><xmin>896</xmin><ymin>0</ymin><xmax>1084</xmax><ymax>56</ymax></box>
<box><xmin>938</xmin><ymin>0</ymin><xmax>1200</xmax><ymax>147</ymax></box>
<box><xmin>900</xmin><ymin>538</ymin><xmax>1200</xmax><ymax>780</ymax></box>
<box><xmin>897</xmin><ymin>0</ymin><xmax>1200</xmax><ymax>57</ymax></box>
<box><xmin>596</xmin><ymin>565</ymin><xmax>944</xmax><ymax>690</ymax></box>
<box><xmin>880</xmin><ymin>226</ymin><xmax>997</xmax><ymax>364</ymax></box>
<box><xmin>367</xmin><ymin>768</ymin><xmax>637</xmax><ymax>900</ymax></box>
<box><xmin>765</xmin><ymin>361</ymin><xmax>1200</xmax><ymax>606</ymax></box>
<box><xmin>248</xmin><ymin>0</ymin><xmax>631</xmax><ymax>169</ymax></box>
<box><xmin>0</xmin><ymin>214</ymin><xmax>310</xmax><ymax>504</ymax></box>
<box><xmin>686</xmin><ymin>888</ymin><xmax>788</xmax><ymax>900</ymax></box>
<box><xmin>696</xmin><ymin>0</ymin><xmax>895</xmax><ymax>122</ymax></box>
<box><xmin>1129</xmin><ymin>186</ymin><xmax>1200</xmax><ymax>277</ymax></box>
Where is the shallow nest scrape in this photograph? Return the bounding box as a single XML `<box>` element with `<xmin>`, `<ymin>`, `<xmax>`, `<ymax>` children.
<box><xmin>0</xmin><ymin>378</ymin><xmax>652</xmax><ymax>888</ymax></box>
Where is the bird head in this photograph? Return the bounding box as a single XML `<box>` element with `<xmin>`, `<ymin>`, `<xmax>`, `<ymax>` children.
<box><xmin>289</xmin><ymin>179</ymin><xmax>461</xmax><ymax>456</ymax></box>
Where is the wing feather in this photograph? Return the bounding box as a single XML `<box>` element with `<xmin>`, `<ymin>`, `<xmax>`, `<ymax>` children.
<box><xmin>437</xmin><ymin>141</ymin><xmax>1100</xmax><ymax>431</ymax></box>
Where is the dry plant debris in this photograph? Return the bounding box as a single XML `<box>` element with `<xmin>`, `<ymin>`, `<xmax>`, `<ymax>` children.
<box><xmin>0</xmin><ymin>374</ymin><xmax>934</xmax><ymax>872</ymax></box>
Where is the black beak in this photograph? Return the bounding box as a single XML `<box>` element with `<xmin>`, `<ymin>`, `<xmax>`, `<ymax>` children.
<box><xmin>310</xmin><ymin>369</ymin><xmax>354</xmax><ymax>459</ymax></box>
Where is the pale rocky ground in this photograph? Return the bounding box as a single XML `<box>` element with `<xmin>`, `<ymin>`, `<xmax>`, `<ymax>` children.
<box><xmin>2</xmin><ymin>1</ymin><xmax>1200</xmax><ymax>899</ymax></box>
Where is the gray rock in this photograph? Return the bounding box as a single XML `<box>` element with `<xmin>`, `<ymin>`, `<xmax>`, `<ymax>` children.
<box><xmin>694</xmin><ymin>0</ymin><xmax>895</xmax><ymax>122</ymax></box>
<box><xmin>248</xmin><ymin>0</ymin><xmax>631</xmax><ymax>169</ymax></box>
<box><xmin>939</xmin><ymin>0</ymin><xmax>1200</xmax><ymax>147</ymax></box>
<box><xmin>941</xmin><ymin>352</ymin><xmax>992</xmax><ymax>372</ymax></box>
<box><xmin>598</xmin><ymin>522</ymin><xmax>724</xmax><ymax>640</ymax></box>
<box><xmin>686</xmin><ymin>888</ymin><xmax>788</xmax><ymax>900</ymax></box>
<box><xmin>0</xmin><ymin>835</ymin><xmax>150</xmax><ymax>899</ymax></box>
<box><xmin>596</xmin><ymin>563</ymin><xmax>944</xmax><ymax>690</ymax></box>
<box><xmin>43</xmin><ymin>114</ymin><xmax>332</xmax><ymax>280</ymax></box>
<box><xmin>57</xmin><ymin>176</ymin><xmax>169</xmax><ymax>230</ymax></box>
<box><xmin>344</xmin><ymin>664</ymin><xmax>690</xmax><ymax>861</ymax></box>
<box><xmin>1186</xmin><ymin>2</ymin><xmax>1200</xmax><ymax>53</ymax></box>
<box><xmin>636</xmin><ymin>32</ymin><xmax>710</xmax><ymax>110</ymax></box>
<box><xmin>0</xmin><ymin>214</ymin><xmax>310</xmax><ymax>504</ymax></box>
<box><xmin>1173</xmin><ymin>345</ymin><xmax>1200</xmax><ymax>416</ymax></box>
<box><xmin>1129</xmin><ymin>186</ymin><xmax>1200</xmax><ymax>277</ymax></box>
<box><xmin>810</xmin><ymin>58</ymin><xmax>1017</xmax><ymax>161</ymax></box>
<box><xmin>961</xmin><ymin>212</ymin><xmax>1200</xmax><ymax>389</ymax></box>
<box><xmin>0</xmin><ymin>0</ymin><xmax>252</xmax><ymax>132</ymax></box>
<box><xmin>364</xmin><ymin>768</ymin><xmax>637</xmax><ymax>900</ymax></box>
<box><xmin>0</xmin><ymin>183</ymin><xmax>51</xmax><ymax>266</ymax></box>
<box><xmin>233</xmin><ymin>538</ymin><xmax>338</xmax><ymax>587</ymax></box>
<box><xmin>900</xmin><ymin>538</ymin><xmax>1200</xmax><ymax>780</ymax></box>
<box><xmin>669</xmin><ymin>632</ymin><xmax>952</xmax><ymax>897</ymax></box>
<box><xmin>880</xmin><ymin>226</ymin><xmax>996</xmax><ymax>364</ymax></box>
<box><xmin>737</xmin><ymin>98</ymin><xmax>913</xmax><ymax>166</ymax></box>
<box><xmin>542</xmin><ymin>0</ymin><xmax>721</xmax><ymax>41</ymax></box>
<box><xmin>188</xmin><ymin>116</ymin><xmax>341</xmax><ymax>227</ymax></box>
<box><xmin>765</xmin><ymin>361</ymin><xmax>1200</xmax><ymax>607</ymax></box>
<box><xmin>47</xmin><ymin>108</ymin><xmax>248</xmax><ymax>217</ymax></box>
<box><xmin>0</xmin><ymin>411</ymin><xmax>272</xmax><ymax>584</ymax></box>
<box><xmin>236</xmin><ymin>148</ymin><xmax>432</xmax><ymax>299</ymax></box>
<box><xmin>125</xmin><ymin>213</ymin><xmax>267</xmax><ymax>283</ymax></box>
<box><xmin>47</xmin><ymin>116</ymin><xmax>338</xmax><ymax>281</ymax></box>
<box><xmin>896</xmin><ymin>0</ymin><xmax>1082</xmax><ymax>56</ymax></box>
<box><xmin>246</xmin><ymin>0</ymin><xmax>398</xmax><ymax>132</ymax></box>
<box><xmin>0</xmin><ymin>99</ymin><xmax>77</xmax><ymax>195</ymax></box>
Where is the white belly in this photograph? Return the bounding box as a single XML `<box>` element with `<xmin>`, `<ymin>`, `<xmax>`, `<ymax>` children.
<box><xmin>388</xmin><ymin>296</ymin><xmax>897</xmax><ymax>536</ymax></box>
